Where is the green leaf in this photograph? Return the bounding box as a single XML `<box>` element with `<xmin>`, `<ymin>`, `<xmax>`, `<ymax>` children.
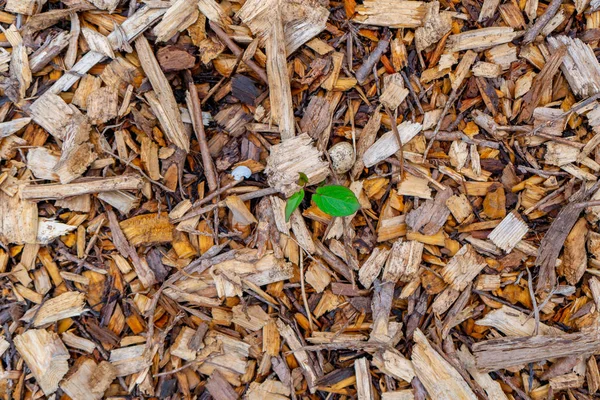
<box><xmin>285</xmin><ymin>189</ymin><xmax>305</xmax><ymax>222</ymax></box>
<box><xmin>298</xmin><ymin>172</ymin><xmax>309</xmax><ymax>186</ymax></box>
<box><xmin>313</xmin><ymin>185</ymin><xmax>360</xmax><ymax>217</ymax></box>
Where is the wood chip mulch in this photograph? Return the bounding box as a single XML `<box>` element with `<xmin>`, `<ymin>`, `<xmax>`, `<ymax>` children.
<box><xmin>3</xmin><ymin>0</ymin><xmax>600</xmax><ymax>399</ymax></box>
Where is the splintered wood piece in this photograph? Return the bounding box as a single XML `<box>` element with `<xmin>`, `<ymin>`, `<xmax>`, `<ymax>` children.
<box><xmin>5</xmin><ymin>0</ymin><xmax>46</xmax><ymax>15</ymax></box>
<box><xmin>414</xmin><ymin>2</ymin><xmax>452</xmax><ymax>52</ymax></box>
<box><xmin>370</xmin><ymin>280</ymin><xmax>395</xmax><ymax>342</ymax></box>
<box><xmin>211</xmin><ymin>250</ymin><xmax>293</xmax><ymax>297</ymax></box>
<box><xmin>72</xmin><ymin>75</ymin><xmax>102</xmax><ymax>110</ymax></box>
<box><xmin>550</xmin><ymin>373</ymin><xmax>585</xmax><ymax>391</ymax></box>
<box><xmin>28</xmin><ymin>92</ymin><xmax>81</xmax><ymax>140</ymax></box>
<box><xmin>97</xmin><ymin>191</ymin><xmax>139</xmax><ymax>214</ymax></box>
<box><xmin>322</xmin><ymin>52</ymin><xmax>345</xmax><ymax>91</ymax></box>
<box><xmin>537</xmin><ymin>199</ymin><xmax>586</xmax><ymax>292</ymax></box>
<box><xmin>33</xmin><ymin>291</ymin><xmax>86</xmax><ymax>327</ymax></box>
<box><xmin>313</xmin><ymin>290</ymin><xmax>342</xmax><ymax>318</ymax></box>
<box><xmin>559</xmin><ymin>217</ymin><xmax>588</xmax><ymax>284</ymax></box>
<box><xmin>89</xmin><ymin>0</ymin><xmax>120</xmax><ymax>12</ymax></box>
<box><xmin>30</xmin><ymin>31</ymin><xmax>71</xmax><ymax>73</ymax></box>
<box><xmin>206</xmin><ymin>370</ymin><xmax>238</xmax><ymax>400</ymax></box>
<box><xmin>0</xmin><ymin>184</ymin><xmax>38</xmax><ymax>244</ymax></box>
<box><xmin>479</xmin><ymin>0</ymin><xmax>500</xmax><ymax>21</ymax></box>
<box><xmin>21</xmin><ymin>175</ymin><xmax>143</xmax><ymax>201</ymax></box>
<box><xmin>225</xmin><ymin>195</ymin><xmax>258</xmax><ymax>225</ymax></box>
<box><xmin>300</xmin><ymin>95</ymin><xmax>335</xmax><ymax>141</ymax></box>
<box><xmin>282</xmin><ymin>3</ymin><xmax>329</xmax><ymax>55</ymax></box>
<box><xmin>14</xmin><ymin>329</ymin><xmax>70</xmax><ymax>395</ymax></box>
<box><xmin>363</xmin><ymin>122</ymin><xmax>423</xmax><ymax>167</ymax></box>
<box><xmin>355</xmin><ymin>357</ymin><xmax>374</xmax><ymax>400</ymax></box>
<box><xmin>473</xmin><ymin>329</ymin><xmax>600</xmax><ymax>372</ymax></box>
<box><xmin>446</xmin><ymin>27</ymin><xmax>519</xmax><ymax>52</ymax></box>
<box><xmin>548</xmin><ymin>35</ymin><xmax>600</xmax><ymax>97</ymax></box>
<box><xmin>231</xmin><ymin>304</ymin><xmax>269</xmax><ymax>331</ymax></box>
<box><xmin>383</xmin><ymin>240</ymin><xmax>424</xmax><ymax>283</ymax></box>
<box><xmin>456</xmin><ymin>345</ymin><xmax>509</xmax><ymax>400</ymax></box>
<box><xmin>45</xmin><ymin>6</ymin><xmax>166</xmax><ymax>95</ymax></box>
<box><xmin>276</xmin><ymin>319</ymin><xmax>318</xmax><ymax>393</ymax></box>
<box><xmin>265</xmin><ymin>7</ymin><xmax>295</xmax><ymax>140</ymax></box>
<box><xmin>382</xmin><ymin>391</ymin><xmax>416</xmax><ymax>400</ymax></box>
<box><xmin>81</xmin><ymin>27</ymin><xmax>115</xmax><ymax>59</ymax></box>
<box><xmin>214</xmin><ymin>105</ymin><xmax>252</xmax><ymax>137</ymax></box>
<box><xmin>380</xmin><ymin>74</ymin><xmax>409</xmax><ymax>110</ymax></box>
<box><xmin>440</xmin><ymin>244</ymin><xmax>487</xmax><ymax>291</ymax></box>
<box><xmin>246</xmin><ymin>379</ymin><xmax>291</xmax><ymax>399</ymax></box>
<box><xmin>119</xmin><ymin>213</ymin><xmax>174</xmax><ymax>246</ymax></box>
<box><xmin>446</xmin><ymin>194</ymin><xmax>473</xmax><ymax>223</ymax></box>
<box><xmin>52</xmin><ymin>108</ymin><xmax>95</xmax><ymax>184</ymax></box>
<box><xmin>171</xmin><ymin>326</ymin><xmax>197</xmax><ymax>361</ymax></box>
<box><xmin>372</xmin><ymin>348</ymin><xmax>415</xmax><ymax>383</ymax></box>
<box><xmin>64</xmin><ymin>12</ymin><xmax>80</xmax><ymax>70</ymax></box>
<box><xmin>519</xmin><ymin>47</ymin><xmax>567</xmax><ymax>122</ymax></box>
<box><xmin>488</xmin><ymin>211</ymin><xmax>528</xmax><ymax>252</ymax></box>
<box><xmin>60</xmin><ymin>359</ymin><xmax>116</xmax><ymax>400</ymax></box>
<box><xmin>451</xmin><ymin>50</ymin><xmax>477</xmax><ymax>90</ymax></box>
<box><xmin>8</xmin><ymin>37</ymin><xmax>31</xmax><ymax>103</ymax></box>
<box><xmin>158</xmin><ymin>46</ymin><xmax>196</xmax><ymax>72</ymax></box>
<box><xmin>265</xmin><ymin>133</ymin><xmax>329</xmax><ymax>197</ymax></box>
<box><xmin>358</xmin><ymin>246</ymin><xmax>390</xmax><ymax>289</ymax></box>
<box><xmin>406</xmin><ymin>188</ymin><xmax>452</xmax><ymax>235</ymax></box>
<box><xmin>588</xmin><ymin>356</ymin><xmax>600</xmax><ymax>394</ymax></box>
<box><xmin>152</xmin><ymin>0</ymin><xmax>199</xmax><ymax>42</ymax></box>
<box><xmin>475</xmin><ymin>274</ymin><xmax>501</xmax><ymax>292</ymax></box>
<box><xmin>354</xmin><ymin>0</ymin><xmax>427</xmax><ymax>28</ymax></box>
<box><xmin>351</xmin><ymin>106</ymin><xmax>382</xmax><ymax>179</ymax></box>
<box><xmin>237</xmin><ymin>0</ymin><xmax>329</xmax><ymax>55</ymax></box>
<box><xmin>198</xmin><ymin>0</ymin><xmax>231</xmax><ymax>27</ymax></box>
<box><xmin>263</xmin><ymin>319</ymin><xmax>280</xmax><ymax>356</ymax></box>
<box><xmin>109</xmin><ymin>345</ymin><xmax>152</xmax><ymax>377</ymax></box>
<box><xmin>397</xmin><ymin>175</ymin><xmax>432</xmax><ymax>199</ymax></box>
<box><xmin>475</xmin><ymin>305</ymin><xmax>563</xmax><ymax>336</ymax></box>
<box><xmin>195</xmin><ymin>333</ymin><xmax>249</xmax><ymax>384</ymax></box>
<box><xmin>0</xmin><ymin>118</ymin><xmax>31</xmax><ymax>139</ymax></box>
<box><xmin>61</xmin><ymin>331</ymin><xmax>96</xmax><ymax>353</ymax></box>
<box><xmin>135</xmin><ymin>36</ymin><xmax>189</xmax><ymax>152</ymax></box>
<box><xmin>86</xmin><ymin>86</ymin><xmax>118</xmax><ymax>125</ymax></box>
<box><xmin>71</xmin><ymin>74</ymin><xmax>102</xmax><ymax>110</ymax></box>
<box><xmin>545</xmin><ymin>142</ymin><xmax>580</xmax><ymax>167</ymax></box>
<box><xmin>107</xmin><ymin>210</ymin><xmax>157</xmax><ymax>288</ymax></box>
<box><xmin>472</xmin><ymin>62</ymin><xmax>502</xmax><ymax>78</ymax></box>
<box><xmin>411</xmin><ymin>329</ymin><xmax>478</xmax><ymax>400</ymax></box>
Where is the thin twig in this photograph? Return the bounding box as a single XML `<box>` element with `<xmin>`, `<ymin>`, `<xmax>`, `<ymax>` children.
<box><xmin>522</xmin><ymin>0</ymin><xmax>563</xmax><ymax>44</ymax></box>
<box><xmin>401</xmin><ymin>70</ymin><xmax>424</xmax><ymax>114</ymax></box>
<box><xmin>384</xmin><ymin>106</ymin><xmax>404</xmax><ymax>180</ymax></box>
<box><xmin>422</xmin><ymin>85</ymin><xmax>466</xmax><ymax>161</ymax></box>
<box><xmin>299</xmin><ymin>250</ymin><xmax>314</xmax><ymax>332</ymax></box>
<box><xmin>175</xmin><ymin>179</ymin><xmax>242</xmax><ymax>222</ymax></box>
<box><xmin>209</xmin><ymin>21</ymin><xmax>268</xmax><ymax>83</ymax></box>
<box><xmin>174</xmin><ymin>187</ymin><xmax>279</xmax><ymax>222</ymax></box>
<box><xmin>185</xmin><ymin>71</ymin><xmax>218</xmax><ymax>192</ymax></box>
<box><xmin>526</xmin><ymin>267</ymin><xmax>540</xmax><ymax>336</ymax></box>
<box><xmin>103</xmin><ymin>148</ymin><xmax>174</xmax><ymax>193</ymax></box>
<box><xmin>355</xmin><ymin>30</ymin><xmax>390</xmax><ymax>84</ymax></box>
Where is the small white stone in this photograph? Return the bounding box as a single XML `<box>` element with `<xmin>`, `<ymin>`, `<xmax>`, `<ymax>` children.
<box><xmin>232</xmin><ymin>165</ymin><xmax>252</xmax><ymax>181</ymax></box>
<box><xmin>328</xmin><ymin>142</ymin><xmax>355</xmax><ymax>174</ymax></box>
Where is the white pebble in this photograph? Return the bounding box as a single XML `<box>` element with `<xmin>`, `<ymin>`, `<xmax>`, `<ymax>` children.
<box><xmin>232</xmin><ymin>165</ymin><xmax>252</xmax><ymax>181</ymax></box>
<box><xmin>328</xmin><ymin>142</ymin><xmax>355</xmax><ymax>174</ymax></box>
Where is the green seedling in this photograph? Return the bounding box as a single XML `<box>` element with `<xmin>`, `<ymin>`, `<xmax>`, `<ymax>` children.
<box><xmin>285</xmin><ymin>173</ymin><xmax>360</xmax><ymax>221</ymax></box>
